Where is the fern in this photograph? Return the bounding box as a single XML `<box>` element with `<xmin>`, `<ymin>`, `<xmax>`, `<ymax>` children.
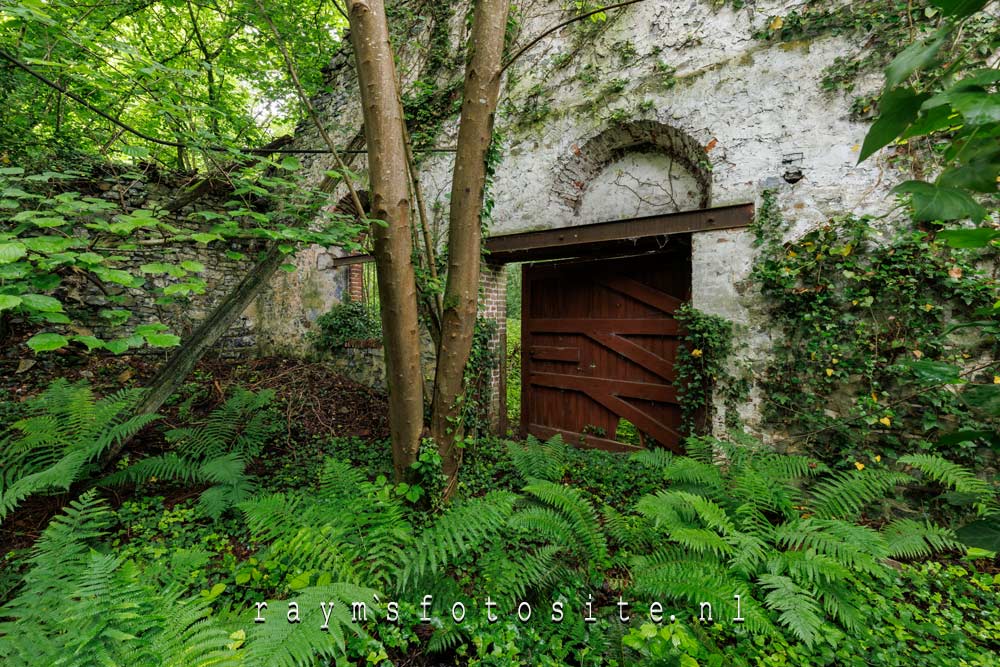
<box><xmin>0</xmin><ymin>380</ymin><xmax>157</xmax><ymax>524</ymax></box>
<box><xmin>898</xmin><ymin>454</ymin><xmax>997</xmax><ymax>514</ymax></box>
<box><xmin>519</xmin><ymin>479</ymin><xmax>608</xmax><ymax>564</ymax></box>
<box><xmin>103</xmin><ymin>389</ymin><xmax>277</xmax><ymax>520</ymax></box>
<box><xmin>881</xmin><ymin>518</ymin><xmax>962</xmax><ymax>559</ymax></box>
<box><xmin>398</xmin><ymin>491</ymin><xmax>517</xmax><ymax>592</ymax></box>
<box><xmin>0</xmin><ymin>491</ymin><xmax>241</xmax><ymax>666</ymax></box>
<box><xmin>757</xmin><ymin>574</ymin><xmax>824</xmax><ymax>646</ymax></box>
<box><xmin>507</xmin><ymin>434</ymin><xmax>568</xmax><ymax>482</ymax></box>
<box><xmin>809</xmin><ymin>469</ymin><xmax>912</xmax><ymax>520</ymax></box>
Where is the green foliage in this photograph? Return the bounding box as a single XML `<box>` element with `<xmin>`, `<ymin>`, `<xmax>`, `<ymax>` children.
<box><xmin>624</xmin><ymin>434</ymin><xmax>997</xmax><ymax>649</ymax></box>
<box><xmin>310</xmin><ymin>300</ymin><xmax>382</xmax><ymax>350</ymax></box>
<box><xmin>0</xmin><ymin>380</ymin><xmax>156</xmax><ymax>523</ymax></box>
<box><xmin>751</xmin><ymin>204</ymin><xmax>999</xmax><ymax>466</ymax></box>
<box><xmin>674</xmin><ymin>304</ymin><xmax>740</xmax><ymax>433</ymax></box>
<box><xmin>102</xmin><ymin>388</ymin><xmax>280</xmax><ymax>519</ymax></box>
<box><xmin>0</xmin><ymin>491</ymin><xmax>242</xmax><ymax>666</ymax></box>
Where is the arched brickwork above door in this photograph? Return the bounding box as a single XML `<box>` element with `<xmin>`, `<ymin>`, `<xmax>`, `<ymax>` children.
<box><xmin>553</xmin><ymin>120</ymin><xmax>712</xmax><ymax>217</ymax></box>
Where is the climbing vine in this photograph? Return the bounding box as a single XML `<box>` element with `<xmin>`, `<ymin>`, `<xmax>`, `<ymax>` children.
<box><xmin>674</xmin><ymin>303</ymin><xmax>739</xmax><ymax>434</ymax></box>
<box><xmin>751</xmin><ymin>193</ymin><xmax>999</xmax><ymax>467</ymax></box>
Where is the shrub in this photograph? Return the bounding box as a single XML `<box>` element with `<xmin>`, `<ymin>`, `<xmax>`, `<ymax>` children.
<box><xmin>310</xmin><ymin>300</ymin><xmax>382</xmax><ymax>350</ymax></box>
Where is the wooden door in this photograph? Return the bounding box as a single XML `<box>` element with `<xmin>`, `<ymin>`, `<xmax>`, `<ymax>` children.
<box><xmin>520</xmin><ymin>251</ymin><xmax>690</xmax><ymax>452</ymax></box>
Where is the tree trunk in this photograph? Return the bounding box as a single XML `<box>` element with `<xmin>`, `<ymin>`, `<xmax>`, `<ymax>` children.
<box><xmin>430</xmin><ymin>0</ymin><xmax>510</xmax><ymax>498</ymax></box>
<box><xmin>347</xmin><ymin>0</ymin><xmax>425</xmax><ymax>481</ymax></box>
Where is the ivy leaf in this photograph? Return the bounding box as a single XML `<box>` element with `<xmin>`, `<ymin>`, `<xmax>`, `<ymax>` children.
<box><xmin>858</xmin><ymin>87</ymin><xmax>929</xmax><ymax>162</ymax></box>
<box><xmin>104</xmin><ymin>339</ymin><xmax>131</xmax><ymax>355</ymax></box>
<box><xmin>72</xmin><ymin>335</ymin><xmax>105</xmax><ymax>351</ymax></box>
<box><xmin>884</xmin><ymin>25</ymin><xmax>951</xmax><ymax>88</ymax></box>
<box><xmin>929</xmin><ymin>0</ymin><xmax>991</xmax><ymax>18</ymax></box>
<box><xmin>935</xmin><ymin>228</ymin><xmax>1000</xmax><ymax>248</ymax></box>
<box><xmin>180</xmin><ymin>260</ymin><xmax>205</xmax><ymax>272</ymax></box>
<box><xmin>26</xmin><ymin>332</ymin><xmax>69</xmax><ymax>353</ymax></box>
<box><xmin>892</xmin><ymin>181</ymin><xmax>987</xmax><ymax>221</ymax></box>
<box><xmin>279</xmin><ymin>156</ymin><xmax>301</xmax><ymax>171</ymax></box>
<box><xmin>191</xmin><ymin>233</ymin><xmax>223</xmax><ymax>244</ymax></box>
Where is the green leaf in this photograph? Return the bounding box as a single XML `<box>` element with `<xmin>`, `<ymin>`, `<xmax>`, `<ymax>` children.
<box><xmin>26</xmin><ymin>332</ymin><xmax>69</xmax><ymax>353</ymax></box>
<box><xmin>39</xmin><ymin>312</ymin><xmax>71</xmax><ymax>324</ymax></box>
<box><xmin>885</xmin><ymin>26</ymin><xmax>951</xmax><ymax>88</ymax></box>
<box><xmin>0</xmin><ymin>294</ymin><xmax>23</xmax><ymax>311</ymax></box>
<box><xmin>903</xmin><ymin>360</ymin><xmax>964</xmax><ymax>384</ymax></box>
<box><xmin>135</xmin><ymin>323</ymin><xmax>169</xmax><ymax>336</ymax></box>
<box><xmin>20</xmin><ymin>293</ymin><xmax>63</xmax><ymax>313</ymax></box>
<box><xmin>0</xmin><ymin>242</ymin><xmax>27</xmax><ymax>264</ymax></box>
<box><xmin>180</xmin><ymin>260</ymin><xmax>205</xmax><ymax>272</ymax></box>
<box><xmin>962</xmin><ymin>384</ymin><xmax>1000</xmax><ymax>416</ymax></box>
<box><xmin>0</xmin><ymin>167</ymin><xmax>25</xmax><ymax>175</ymax></box>
<box><xmin>925</xmin><ymin>90</ymin><xmax>1000</xmax><ymax>126</ymax></box>
<box><xmin>279</xmin><ymin>156</ymin><xmax>301</xmax><ymax>171</ymax></box>
<box><xmin>72</xmin><ymin>335</ymin><xmax>105</xmax><ymax>351</ymax></box>
<box><xmin>104</xmin><ymin>339</ymin><xmax>131</xmax><ymax>355</ymax></box>
<box><xmin>858</xmin><ymin>87</ymin><xmax>929</xmax><ymax>162</ymax></box>
<box><xmin>892</xmin><ymin>181</ymin><xmax>987</xmax><ymax>221</ymax></box>
<box><xmin>955</xmin><ymin>517</ymin><xmax>1000</xmax><ymax>553</ymax></box>
<box><xmin>936</xmin><ymin>228</ymin><xmax>1000</xmax><ymax>248</ymax></box>
<box><xmin>191</xmin><ymin>233</ymin><xmax>223</xmax><ymax>244</ymax></box>
<box><xmin>930</xmin><ymin>0</ymin><xmax>990</xmax><ymax>18</ymax></box>
<box><xmin>144</xmin><ymin>333</ymin><xmax>181</xmax><ymax>347</ymax></box>
<box><xmin>279</xmin><ymin>263</ymin><xmax>297</xmax><ymax>273</ymax></box>
<box><xmin>289</xmin><ymin>571</ymin><xmax>312</xmax><ymax>590</ymax></box>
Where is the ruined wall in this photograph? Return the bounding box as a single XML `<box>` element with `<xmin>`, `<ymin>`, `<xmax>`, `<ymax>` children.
<box><xmin>255</xmin><ymin>1</ymin><xmax>911</xmax><ymax>434</ymax></box>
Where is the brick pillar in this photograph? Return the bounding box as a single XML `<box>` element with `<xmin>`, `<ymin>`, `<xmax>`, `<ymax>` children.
<box><xmin>478</xmin><ymin>262</ymin><xmax>507</xmax><ymax>434</ymax></box>
<box><xmin>347</xmin><ymin>264</ymin><xmax>364</xmax><ymax>302</ymax></box>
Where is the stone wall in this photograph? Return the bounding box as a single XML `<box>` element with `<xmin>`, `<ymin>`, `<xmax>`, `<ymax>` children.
<box><xmin>133</xmin><ymin>1</ymin><xmax>924</xmax><ymax>433</ymax></box>
<box><xmin>70</xmin><ymin>172</ymin><xmax>266</xmax><ymax>356</ymax></box>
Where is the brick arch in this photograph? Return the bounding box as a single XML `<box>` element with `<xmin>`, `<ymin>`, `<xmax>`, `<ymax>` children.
<box><xmin>553</xmin><ymin>120</ymin><xmax>712</xmax><ymax>216</ymax></box>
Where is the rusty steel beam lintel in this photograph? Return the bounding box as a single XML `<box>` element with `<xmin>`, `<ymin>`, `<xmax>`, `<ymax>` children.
<box><xmin>325</xmin><ymin>203</ymin><xmax>753</xmax><ymax>267</ymax></box>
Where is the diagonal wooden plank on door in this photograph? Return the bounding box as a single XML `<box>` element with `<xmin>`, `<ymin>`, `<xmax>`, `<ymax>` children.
<box><xmin>596</xmin><ymin>275</ymin><xmax>683</xmax><ymax>314</ymax></box>
<box><xmin>529</xmin><ymin>372</ymin><xmax>678</xmax><ymax>403</ymax></box>
<box><xmin>588</xmin><ymin>331</ymin><xmax>676</xmax><ymax>382</ymax></box>
<box><xmin>530</xmin><ymin>318</ymin><xmax>681</xmax><ymax>335</ymax></box>
<box><xmin>583</xmin><ymin>389</ymin><xmax>684</xmax><ymax>454</ymax></box>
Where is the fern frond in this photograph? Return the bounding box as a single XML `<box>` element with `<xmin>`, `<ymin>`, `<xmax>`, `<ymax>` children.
<box><xmin>520</xmin><ymin>480</ymin><xmax>608</xmax><ymax>564</ymax></box>
<box><xmin>809</xmin><ymin>469</ymin><xmax>911</xmax><ymax>520</ymax></box>
<box><xmin>507</xmin><ymin>434</ymin><xmax>568</xmax><ymax>482</ymax></box>
<box><xmin>774</xmin><ymin>519</ymin><xmax>888</xmax><ymax>576</ymax></box>
<box><xmin>757</xmin><ymin>574</ymin><xmax>823</xmax><ymax>646</ymax></box>
<box><xmin>898</xmin><ymin>454</ymin><xmax>996</xmax><ymax>512</ymax></box>
<box><xmin>398</xmin><ymin>491</ymin><xmax>517</xmax><ymax>592</ymax></box>
<box><xmin>881</xmin><ymin>519</ymin><xmax>961</xmax><ymax>560</ymax></box>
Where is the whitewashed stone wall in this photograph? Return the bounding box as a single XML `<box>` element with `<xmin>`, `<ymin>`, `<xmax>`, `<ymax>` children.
<box><xmin>260</xmin><ymin>0</ymin><xmax>910</xmax><ymax>434</ymax></box>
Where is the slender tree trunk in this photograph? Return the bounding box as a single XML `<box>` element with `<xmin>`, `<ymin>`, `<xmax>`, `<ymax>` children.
<box><xmin>347</xmin><ymin>0</ymin><xmax>425</xmax><ymax>481</ymax></box>
<box><xmin>430</xmin><ymin>0</ymin><xmax>510</xmax><ymax>498</ymax></box>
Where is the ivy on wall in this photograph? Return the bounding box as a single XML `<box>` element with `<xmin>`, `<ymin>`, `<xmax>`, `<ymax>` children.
<box><xmin>751</xmin><ymin>191</ymin><xmax>999</xmax><ymax>468</ymax></box>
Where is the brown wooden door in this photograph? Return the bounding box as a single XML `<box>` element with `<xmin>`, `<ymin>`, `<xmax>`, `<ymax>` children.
<box><xmin>520</xmin><ymin>251</ymin><xmax>690</xmax><ymax>452</ymax></box>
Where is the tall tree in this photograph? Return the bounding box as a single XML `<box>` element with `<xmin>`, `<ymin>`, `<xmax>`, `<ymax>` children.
<box><xmin>346</xmin><ymin>0</ymin><xmax>426</xmax><ymax>480</ymax></box>
<box><xmin>429</xmin><ymin>0</ymin><xmax>510</xmax><ymax>495</ymax></box>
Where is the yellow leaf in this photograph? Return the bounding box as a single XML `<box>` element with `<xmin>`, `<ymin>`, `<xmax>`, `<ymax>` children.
<box><xmin>879</xmin><ymin>416</ymin><xmax>891</xmax><ymax>427</ymax></box>
<box><xmin>854</xmin><ymin>462</ymin><xmax>865</xmax><ymax>471</ymax></box>
<box><xmin>691</xmin><ymin>348</ymin><xmax>703</xmax><ymax>358</ymax></box>
<box><xmin>770</xmin><ymin>16</ymin><xmax>784</xmax><ymax>30</ymax></box>
<box><xmin>924</xmin><ymin>303</ymin><xmax>934</xmax><ymax>312</ymax></box>
<box><xmin>851</xmin><ymin>144</ymin><xmax>861</xmax><ymax>152</ymax></box>
<box><xmin>994</xmin><ymin>376</ymin><xmax>1000</xmax><ymax>384</ymax></box>
<box><xmin>871</xmin><ymin>392</ymin><xmax>878</xmax><ymax>403</ymax></box>
<box><xmin>825</xmin><ymin>368</ymin><xmax>834</xmax><ymax>377</ymax></box>
<box><xmin>874</xmin><ymin>455</ymin><xmax>881</xmax><ymax>463</ymax></box>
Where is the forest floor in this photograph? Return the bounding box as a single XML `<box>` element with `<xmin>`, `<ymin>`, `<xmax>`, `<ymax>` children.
<box><xmin>0</xmin><ymin>352</ymin><xmax>390</xmax><ymax>555</ymax></box>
